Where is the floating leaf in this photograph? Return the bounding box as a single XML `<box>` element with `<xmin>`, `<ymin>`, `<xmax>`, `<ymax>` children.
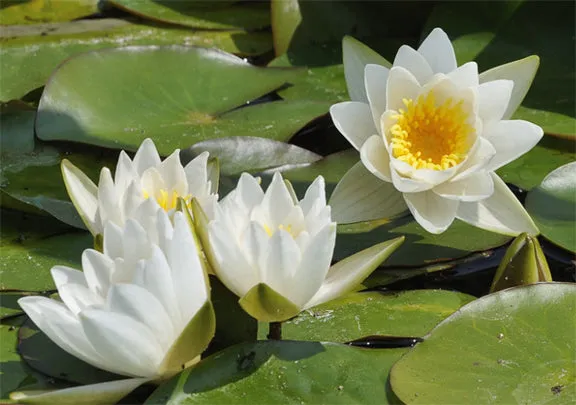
<box><xmin>526</xmin><ymin>162</ymin><xmax>576</xmax><ymax>253</ymax></box>
<box><xmin>390</xmin><ymin>283</ymin><xmax>576</xmax><ymax>404</ymax></box>
<box><xmin>36</xmin><ymin>46</ymin><xmax>329</xmax><ymax>155</ymax></box>
<box><xmin>259</xmin><ymin>290</ymin><xmax>475</xmax><ymax>342</ymax></box>
<box><xmin>146</xmin><ymin>340</ymin><xmax>406</xmax><ymax>404</ymax></box>
<box><xmin>0</xmin><ymin>0</ymin><xmax>98</xmax><ymax>25</ymax></box>
<box><xmin>0</xmin><ymin>19</ymin><xmax>272</xmax><ymax>101</ymax></box>
<box><xmin>109</xmin><ymin>0</ymin><xmax>269</xmax><ymax>30</ymax></box>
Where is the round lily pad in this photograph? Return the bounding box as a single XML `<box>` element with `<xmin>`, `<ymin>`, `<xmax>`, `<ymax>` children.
<box><xmin>390</xmin><ymin>283</ymin><xmax>576</xmax><ymax>404</ymax></box>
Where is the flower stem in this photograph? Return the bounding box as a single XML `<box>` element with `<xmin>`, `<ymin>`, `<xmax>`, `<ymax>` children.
<box><xmin>267</xmin><ymin>322</ymin><xmax>282</xmax><ymax>340</ymax></box>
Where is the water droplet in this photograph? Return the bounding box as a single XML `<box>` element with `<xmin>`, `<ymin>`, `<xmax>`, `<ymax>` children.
<box><xmin>497</xmin><ymin>333</ymin><xmax>504</xmax><ymax>340</ymax></box>
<box><xmin>337</xmin><ymin>385</ymin><xmax>344</xmax><ymax>391</ymax></box>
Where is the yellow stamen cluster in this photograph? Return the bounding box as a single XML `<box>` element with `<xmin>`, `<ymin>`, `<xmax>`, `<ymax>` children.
<box><xmin>390</xmin><ymin>91</ymin><xmax>473</xmax><ymax>171</ymax></box>
<box><xmin>143</xmin><ymin>189</ymin><xmax>191</xmax><ymax>211</ymax></box>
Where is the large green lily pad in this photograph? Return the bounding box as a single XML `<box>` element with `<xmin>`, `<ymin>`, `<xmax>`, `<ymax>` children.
<box><xmin>391</xmin><ymin>283</ymin><xmax>576</xmax><ymax>404</ymax></box>
<box><xmin>423</xmin><ymin>1</ymin><xmax>575</xmax><ymax>138</ymax></box>
<box><xmin>0</xmin><ymin>210</ymin><xmax>90</xmax><ymax>291</ymax></box>
<box><xmin>0</xmin><ymin>0</ymin><xmax>98</xmax><ymax>26</ymax></box>
<box><xmin>109</xmin><ymin>0</ymin><xmax>269</xmax><ymax>30</ymax></box>
<box><xmin>258</xmin><ymin>290</ymin><xmax>475</xmax><ymax>342</ymax></box>
<box><xmin>36</xmin><ymin>46</ymin><xmax>329</xmax><ymax>155</ymax></box>
<box><xmin>526</xmin><ymin>162</ymin><xmax>576</xmax><ymax>253</ymax></box>
<box><xmin>146</xmin><ymin>340</ymin><xmax>406</xmax><ymax>404</ymax></box>
<box><xmin>0</xmin><ymin>18</ymin><xmax>272</xmax><ymax>102</ymax></box>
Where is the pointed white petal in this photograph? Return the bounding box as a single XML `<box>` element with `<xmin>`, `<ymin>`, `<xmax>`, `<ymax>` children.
<box><xmin>403</xmin><ymin>190</ymin><xmax>459</xmax><ymax>234</ymax></box>
<box><xmin>58</xmin><ymin>283</ymin><xmax>105</xmax><ymax>316</ymax></box>
<box><xmin>120</xmin><ymin>182</ymin><xmax>145</xmax><ymax>221</ymax></box>
<box><xmin>133</xmin><ymin>138</ymin><xmax>161</xmax><ymax>175</ymax></box>
<box><xmin>292</xmin><ymin>224</ymin><xmax>336</xmax><ymax>307</ymax></box>
<box><xmin>243</xmin><ymin>221</ymin><xmax>270</xmax><ymax>275</ymax></box>
<box><xmin>263</xmin><ymin>229</ymin><xmax>301</xmax><ymax>303</ymax></box>
<box><xmin>482</xmin><ymin>120</ymin><xmax>543</xmax><ymax>171</ymax></box>
<box><xmin>114</xmin><ymin>151</ymin><xmax>138</xmax><ymax>193</ymax></box>
<box><xmin>61</xmin><ymin>159</ymin><xmax>99</xmax><ymax>235</ymax></box>
<box><xmin>330</xmin><ymin>101</ymin><xmax>377</xmax><ymax>151</ymax></box>
<box><xmin>299</xmin><ymin>176</ymin><xmax>326</xmax><ymax>216</ymax></box>
<box><xmin>386</xmin><ymin>67</ymin><xmax>421</xmax><ymax>111</ymax></box>
<box><xmin>446</xmin><ymin>62</ymin><xmax>479</xmax><ymax>87</ymax></box>
<box><xmin>478</xmin><ymin>80</ymin><xmax>513</xmax><ymax>123</ymax></box>
<box><xmin>261</xmin><ymin>172</ymin><xmax>295</xmax><ymax>227</ymax></box>
<box><xmin>305</xmin><ymin>236</ymin><xmax>404</xmax><ymax>309</ymax></box>
<box><xmin>417</xmin><ymin>27</ymin><xmax>457</xmax><ymax>74</ymax></box>
<box><xmin>360</xmin><ymin>135</ymin><xmax>392</xmax><ymax>182</ymax></box>
<box><xmin>140</xmin><ymin>167</ymin><xmax>167</xmax><ymax>203</ymax></box>
<box><xmin>103</xmin><ymin>221</ymin><xmax>123</xmax><ymax>259</ymax></box>
<box><xmin>80</xmin><ymin>309</ymin><xmax>164</xmax><ymax>377</ymax></box>
<box><xmin>479</xmin><ymin>55</ymin><xmax>540</xmax><ymax>119</ymax></box>
<box><xmin>392</xmin><ymin>45</ymin><xmax>433</xmax><ymax>84</ymax></box>
<box><xmin>235</xmin><ymin>173</ymin><xmax>264</xmax><ymax>210</ymax></box>
<box><xmin>81</xmin><ymin>249</ymin><xmax>114</xmax><ymax>297</ymax></box>
<box><xmin>51</xmin><ymin>266</ymin><xmax>86</xmax><ymax>290</ymax></box>
<box><xmin>329</xmin><ymin>162</ymin><xmax>407</xmax><ymax>224</ymax></box>
<box><xmin>158</xmin><ymin>150</ymin><xmax>187</xmax><ymax>195</ymax></box>
<box><xmin>122</xmin><ymin>219</ymin><xmax>151</xmax><ymax>270</ymax></box>
<box><xmin>10</xmin><ymin>377</ymin><xmax>151</xmax><ymax>405</ymax></box>
<box><xmin>97</xmin><ymin>168</ymin><xmax>121</xmax><ymax>226</ymax></box>
<box><xmin>433</xmin><ymin>171</ymin><xmax>494</xmax><ymax>202</ymax></box>
<box><xmin>365</xmin><ymin>64</ymin><xmax>390</xmax><ymax>132</ymax></box>
<box><xmin>184</xmin><ymin>151</ymin><xmax>210</xmax><ymax>196</ymax></box>
<box><xmin>457</xmin><ymin>173</ymin><xmax>539</xmax><ymax>236</ymax></box>
<box><xmin>107</xmin><ymin>284</ymin><xmax>175</xmax><ymax>350</ymax></box>
<box><xmin>342</xmin><ymin>35</ymin><xmax>391</xmax><ymax>103</ymax></box>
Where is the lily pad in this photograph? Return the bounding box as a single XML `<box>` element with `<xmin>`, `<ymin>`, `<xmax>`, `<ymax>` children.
<box><xmin>109</xmin><ymin>0</ymin><xmax>270</xmax><ymax>30</ymax></box>
<box><xmin>390</xmin><ymin>283</ymin><xmax>576</xmax><ymax>404</ymax></box>
<box><xmin>258</xmin><ymin>290</ymin><xmax>475</xmax><ymax>342</ymax></box>
<box><xmin>1</xmin><ymin>18</ymin><xmax>273</xmax><ymax>101</ymax></box>
<box><xmin>36</xmin><ymin>46</ymin><xmax>329</xmax><ymax>155</ymax></box>
<box><xmin>0</xmin><ymin>210</ymin><xmax>90</xmax><ymax>291</ymax></box>
<box><xmin>0</xmin><ymin>0</ymin><xmax>98</xmax><ymax>25</ymax></box>
<box><xmin>182</xmin><ymin>136</ymin><xmax>321</xmax><ymax>176</ymax></box>
<box><xmin>526</xmin><ymin>162</ymin><xmax>576</xmax><ymax>253</ymax></box>
<box><xmin>146</xmin><ymin>340</ymin><xmax>406</xmax><ymax>404</ymax></box>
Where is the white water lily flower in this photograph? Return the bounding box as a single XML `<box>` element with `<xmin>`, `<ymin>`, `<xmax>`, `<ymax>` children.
<box><xmin>329</xmin><ymin>28</ymin><xmax>543</xmax><ymax>235</ymax></box>
<box><xmin>15</xmin><ymin>208</ymin><xmax>215</xmax><ymax>404</ymax></box>
<box><xmin>193</xmin><ymin>172</ymin><xmax>404</xmax><ymax>322</ymax></box>
<box><xmin>62</xmin><ymin>138</ymin><xmax>218</xmax><ymax>236</ymax></box>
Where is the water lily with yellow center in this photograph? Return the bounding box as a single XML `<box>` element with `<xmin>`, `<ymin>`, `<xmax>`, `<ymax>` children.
<box><xmin>62</xmin><ymin>138</ymin><xmax>218</xmax><ymax>237</ymax></box>
<box><xmin>193</xmin><ymin>172</ymin><xmax>404</xmax><ymax>323</ymax></box>
<box><xmin>329</xmin><ymin>28</ymin><xmax>543</xmax><ymax>235</ymax></box>
<box><xmin>14</xmin><ymin>208</ymin><xmax>215</xmax><ymax>404</ymax></box>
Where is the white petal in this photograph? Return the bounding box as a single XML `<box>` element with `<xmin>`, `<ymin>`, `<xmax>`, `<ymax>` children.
<box><xmin>451</xmin><ymin>137</ymin><xmax>497</xmax><ymax>182</ymax></box>
<box><xmin>242</xmin><ymin>221</ymin><xmax>270</xmax><ymax>274</ymax></box>
<box><xmin>479</xmin><ymin>55</ymin><xmax>539</xmax><ymax>119</ymax></box>
<box><xmin>184</xmin><ymin>151</ymin><xmax>210</xmax><ymax>196</ymax></box>
<box><xmin>417</xmin><ymin>27</ymin><xmax>457</xmax><ymax>74</ymax></box>
<box><xmin>365</xmin><ymin>64</ymin><xmax>390</xmax><ymax>132</ymax></box>
<box><xmin>305</xmin><ymin>236</ymin><xmax>404</xmax><ymax>309</ymax></box>
<box><xmin>208</xmin><ymin>220</ymin><xmax>258</xmax><ymax>297</ymax></box>
<box><xmin>342</xmin><ymin>35</ymin><xmax>391</xmax><ymax>103</ymax></box>
<box><xmin>403</xmin><ymin>190</ymin><xmax>459</xmax><ymax>234</ymax></box>
<box><xmin>478</xmin><ymin>80</ymin><xmax>513</xmax><ymax>123</ymax></box>
<box><xmin>360</xmin><ymin>135</ymin><xmax>392</xmax><ymax>182</ymax></box>
<box><xmin>386</xmin><ymin>67</ymin><xmax>421</xmax><ymax>111</ymax></box>
<box><xmin>330</xmin><ymin>101</ymin><xmax>377</xmax><ymax>150</ymax></box>
<box><xmin>261</xmin><ymin>172</ymin><xmax>295</xmax><ymax>227</ymax></box>
<box><xmin>482</xmin><ymin>120</ymin><xmax>543</xmax><ymax>172</ymax></box>
<box><xmin>457</xmin><ymin>173</ymin><xmax>539</xmax><ymax>236</ymax></box>
<box><xmin>133</xmin><ymin>138</ymin><xmax>161</xmax><ymax>175</ymax></box>
<box><xmin>51</xmin><ymin>266</ymin><xmax>86</xmax><ymax>290</ymax></box>
<box><xmin>158</xmin><ymin>149</ymin><xmax>188</xmax><ymax>195</ymax></box>
<box><xmin>263</xmin><ymin>229</ymin><xmax>301</xmax><ymax>303</ymax></box>
<box><xmin>292</xmin><ymin>224</ymin><xmax>336</xmax><ymax>307</ymax></box>
<box><xmin>167</xmin><ymin>212</ymin><xmax>208</xmax><ymax>323</ymax></box>
<box><xmin>103</xmin><ymin>221</ymin><xmax>123</xmax><ymax>259</ymax></box>
<box><xmin>61</xmin><ymin>159</ymin><xmax>99</xmax><ymax>235</ymax></box>
<box><xmin>234</xmin><ymin>173</ymin><xmax>264</xmax><ymax>211</ymax></box>
<box><xmin>81</xmin><ymin>249</ymin><xmax>114</xmax><ymax>297</ymax></box>
<box><xmin>329</xmin><ymin>162</ymin><xmax>407</xmax><ymax>224</ymax></box>
<box><xmin>107</xmin><ymin>284</ymin><xmax>175</xmax><ymax>350</ymax></box>
<box><xmin>97</xmin><ymin>168</ymin><xmax>121</xmax><ymax>226</ymax></box>
<box><xmin>80</xmin><ymin>309</ymin><xmax>164</xmax><ymax>377</ymax></box>
<box><xmin>10</xmin><ymin>377</ymin><xmax>151</xmax><ymax>405</ymax></box>
<box><xmin>392</xmin><ymin>45</ymin><xmax>433</xmax><ymax>84</ymax></box>
<box><xmin>122</xmin><ymin>219</ymin><xmax>151</xmax><ymax>270</ymax></box>
<box><xmin>299</xmin><ymin>176</ymin><xmax>326</xmax><ymax>216</ymax></box>
<box><xmin>114</xmin><ymin>151</ymin><xmax>138</xmax><ymax>193</ymax></box>
<box><xmin>390</xmin><ymin>166</ymin><xmax>434</xmax><ymax>193</ymax></box>
<box><xmin>58</xmin><ymin>283</ymin><xmax>105</xmax><ymax>316</ymax></box>
<box><xmin>446</xmin><ymin>62</ymin><xmax>479</xmax><ymax>88</ymax></box>
<box><xmin>18</xmin><ymin>297</ymin><xmax>113</xmax><ymax>374</ymax></box>
<box><xmin>133</xmin><ymin>246</ymin><xmax>180</xmax><ymax>326</ymax></box>
<box><xmin>410</xmin><ymin>166</ymin><xmax>459</xmax><ymax>187</ymax></box>
<box><xmin>433</xmin><ymin>171</ymin><xmax>494</xmax><ymax>202</ymax></box>
<box><xmin>140</xmin><ymin>167</ymin><xmax>167</xmax><ymax>203</ymax></box>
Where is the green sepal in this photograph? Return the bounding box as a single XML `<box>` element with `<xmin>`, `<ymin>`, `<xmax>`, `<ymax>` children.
<box><xmin>207</xmin><ymin>156</ymin><xmax>220</xmax><ymax>194</ymax></box>
<box><xmin>93</xmin><ymin>233</ymin><xmax>103</xmax><ymax>253</ymax></box>
<box><xmin>490</xmin><ymin>233</ymin><xmax>552</xmax><ymax>293</ymax></box>
<box><xmin>158</xmin><ymin>300</ymin><xmax>216</xmax><ymax>378</ymax></box>
<box><xmin>190</xmin><ymin>197</ymin><xmax>218</xmax><ymax>276</ymax></box>
<box><xmin>239</xmin><ymin>283</ymin><xmax>301</xmax><ymax>323</ymax></box>
<box><xmin>176</xmin><ymin>197</ymin><xmax>214</xmax><ymax>277</ymax></box>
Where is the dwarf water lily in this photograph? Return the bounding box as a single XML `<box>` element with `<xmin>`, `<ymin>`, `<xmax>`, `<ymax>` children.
<box><xmin>62</xmin><ymin>138</ymin><xmax>218</xmax><ymax>237</ymax></box>
<box><xmin>14</xmin><ymin>209</ymin><xmax>215</xmax><ymax>404</ymax></box>
<box><xmin>329</xmin><ymin>28</ymin><xmax>543</xmax><ymax>235</ymax></box>
<box><xmin>192</xmin><ymin>172</ymin><xmax>404</xmax><ymax>323</ymax></box>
